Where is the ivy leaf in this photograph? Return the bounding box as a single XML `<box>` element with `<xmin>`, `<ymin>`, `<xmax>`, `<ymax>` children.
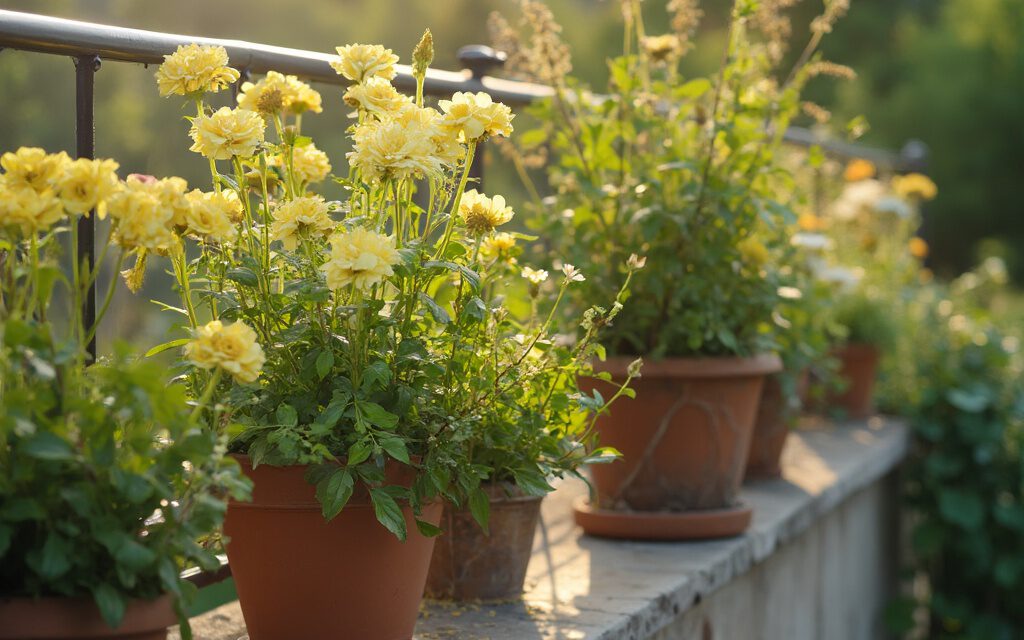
<box><xmin>379</xmin><ymin>436</ymin><xmax>410</xmax><ymax>464</ymax></box>
<box><xmin>369</xmin><ymin>488</ymin><xmax>407</xmax><ymax>542</ymax></box>
<box><xmin>92</xmin><ymin>583</ymin><xmax>126</xmax><ymax>628</ymax></box>
<box><xmin>316</xmin><ymin>469</ymin><xmax>355</xmax><ymax>521</ymax></box>
<box><xmin>469</xmin><ymin>487</ymin><xmax>491</xmax><ymax>534</ymax></box>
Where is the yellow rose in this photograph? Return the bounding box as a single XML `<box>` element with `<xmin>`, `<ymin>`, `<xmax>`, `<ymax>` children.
<box><xmin>737</xmin><ymin>236</ymin><xmax>770</xmax><ymax>266</ymax></box>
<box><xmin>343</xmin><ymin>77</ymin><xmax>410</xmax><ymax>117</ymax></box>
<box><xmin>189</xmin><ymin>107</ymin><xmax>266</xmax><ymax>160</ymax></box>
<box><xmin>155</xmin><ymin>44</ymin><xmax>240</xmax><ymax>97</ymax></box>
<box><xmin>909</xmin><ymin>237</ymin><xmax>929</xmax><ymax>259</ymax></box>
<box><xmin>330</xmin><ymin>44</ymin><xmax>399</xmax><ymax>83</ymax></box>
<box><xmin>237</xmin><ymin>71</ymin><xmax>323</xmax><ymax>116</ymax></box>
<box><xmin>149</xmin><ymin>176</ymin><xmax>192</xmax><ymax>229</ymax></box>
<box><xmin>481</xmin><ymin>232</ymin><xmax>517</xmax><ymax>259</ymax></box>
<box><xmin>273</xmin><ymin>143</ymin><xmax>332</xmax><ymax>186</ymax></box>
<box><xmin>843</xmin><ymin>158</ymin><xmax>876</xmax><ymax>182</ymax></box>
<box><xmin>0</xmin><ymin>183</ymin><xmax>64</xmax><ymax>235</ymax></box>
<box><xmin>797</xmin><ymin>211</ymin><xmax>826</xmax><ymax>231</ymax></box>
<box><xmin>438</xmin><ymin>92</ymin><xmax>514</xmax><ymax>142</ymax></box>
<box><xmin>185</xmin><ymin>320</ymin><xmax>265</xmax><ymax>384</ymax></box>
<box><xmin>521</xmin><ymin>266</ymin><xmax>549</xmax><ymax>285</ymax></box>
<box><xmin>322</xmin><ymin>227</ymin><xmax>400</xmax><ymax>291</ymax></box>
<box><xmin>58</xmin><ymin>158</ymin><xmax>120</xmax><ymax>217</ymax></box>
<box><xmin>394</xmin><ymin>104</ymin><xmax>463</xmax><ymax>166</ymax></box>
<box><xmin>270</xmin><ymin>196</ymin><xmax>335</xmax><ymax>250</ymax></box>
<box><xmin>893</xmin><ymin>173</ymin><xmax>937</xmax><ymax>201</ymax></box>
<box><xmin>107</xmin><ymin>177</ymin><xmax>178</xmax><ymax>251</ymax></box>
<box><xmin>459</xmin><ymin>189</ymin><xmax>514</xmax><ymax>235</ymax></box>
<box><xmin>184</xmin><ymin>189</ymin><xmax>238</xmax><ymax>243</ymax></box>
<box><xmin>1</xmin><ymin>147</ymin><xmax>70</xmax><ymax>194</ymax></box>
<box><xmin>348</xmin><ymin>118</ymin><xmax>443</xmax><ymax>182</ymax></box>
<box><xmin>642</xmin><ymin>34</ymin><xmax>682</xmax><ymax>63</ymax></box>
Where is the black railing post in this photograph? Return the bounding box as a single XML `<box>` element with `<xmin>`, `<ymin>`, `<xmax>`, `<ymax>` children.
<box><xmin>457</xmin><ymin>46</ymin><xmax>507</xmax><ymax>191</ymax></box>
<box><xmin>74</xmin><ymin>54</ymin><xmax>100</xmax><ymax>359</ymax></box>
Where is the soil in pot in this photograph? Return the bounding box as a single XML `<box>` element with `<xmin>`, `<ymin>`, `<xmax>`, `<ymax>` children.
<box><xmin>744</xmin><ymin>371</ymin><xmax>808</xmax><ymax>480</ymax></box>
<box><xmin>0</xmin><ymin>594</ymin><xmax>176</xmax><ymax>640</ymax></box>
<box><xmin>224</xmin><ymin>457</ymin><xmax>441</xmax><ymax>640</ymax></box>
<box><xmin>829</xmin><ymin>343</ymin><xmax>880</xmax><ymax>419</ymax></box>
<box><xmin>425</xmin><ymin>484</ymin><xmax>542</xmax><ymax>601</ymax></box>
<box><xmin>576</xmin><ymin>354</ymin><xmax>781</xmax><ymax>540</ymax></box>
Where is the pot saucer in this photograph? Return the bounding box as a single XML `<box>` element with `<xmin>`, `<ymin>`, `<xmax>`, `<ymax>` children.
<box><xmin>572</xmin><ymin>497</ymin><xmax>753</xmax><ymax>540</ymax></box>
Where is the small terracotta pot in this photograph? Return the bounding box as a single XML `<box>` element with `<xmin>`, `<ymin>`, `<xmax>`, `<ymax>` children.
<box><xmin>425</xmin><ymin>485</ymin><xmax>542</xmax><ymax>601</ymax></box>
<box><xmin>830</xmin><ymin>343</ymin><xmax>880</xmax><ymax>419</ymax></box>
<box><xmin>0</xmin><ymin>594</ymin><xmax>176</xmax><ymax>640</ymax></box>
<box><xmin>224</xmin><ymin>456</ymin><xmax>441</xmax><ymax>640</ymax></box>
<box><xmin>744</xmin><ymin>371</ymin><xmax>808</xmax><ymax>480</ymax></box>
<box><xmin>578</xmin><ymin>354</ymin><xmax>780</xmax><ymax>539</ymax></box>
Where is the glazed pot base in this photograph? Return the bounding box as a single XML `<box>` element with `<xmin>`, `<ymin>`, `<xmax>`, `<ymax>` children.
<box><xmin>572</xmin><ymin>497</ymin><xmax>752</xmax><ymax>540</ymax></box>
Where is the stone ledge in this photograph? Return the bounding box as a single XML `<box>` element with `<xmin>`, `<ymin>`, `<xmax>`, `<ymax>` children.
<box><xmin>179</xmin><ymin>418</ymin><xmax>908</xmax><ymax>640</ymax></box>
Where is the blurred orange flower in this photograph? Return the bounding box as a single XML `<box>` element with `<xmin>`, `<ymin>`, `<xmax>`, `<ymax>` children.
<box><xmin>843</xmin><ymin>158</ymin><xmax>876</xmax><ymax>182</ymax></box>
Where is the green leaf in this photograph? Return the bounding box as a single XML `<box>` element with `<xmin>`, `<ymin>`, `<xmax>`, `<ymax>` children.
<box><xmin>347</xmin><ymin>440</ymin><xmax>372</xmax><ymax>466</ymax></box>
<box><xmin>415</xmin><ymin>519</ymin><xmax>443</xmax><ymax>537</ymax></box>
<box><xmin>275</xmin><ymin>404</ymin><xmax>298</xmax><ymax>428</ymax></box>
<box><xmin>116</xmin><ymin>538</ymin><xmax>157</xmax><ymax>571</ymax></box>
<box><xmin>92</xmin><ymin>583</ymin><xmax>126</xmax><ymax>628</ymax></box>
<box><xmin>469</xmin><ymin>487</ymin><xmax>491</xmax><ymax>534</ymax></box>
<box><xmin>938</xmin><ymin>489</ymin><xmax>985</xmax><ymax>529</ymax></box>
<box><xmin>144</xmin><ymin>338</ymin><xmax>190</xmax><ymax>358</ymax></box>
<box><xmin>31</xmin><ymin>533</ymin><xmax>71</xmax><ymax>579</ymax></box>
<box><xmin>0</xmin><ymin>525</ymin><xmax>12</xmax><ymax>557</ymax></box>
<box><xmin>21</xmin><ymin>431</ymin><xmax>73</xmax><ymax>461</ymax></box>
<box><xmin>512</xmin><ymin>467</ymin><xmax>554</xmax><ymax>497</ymax></box>
<box><xmin>315</xmin><ymin>351</ymin><xmax>335</xmax><ymax>379</ymax></box>
<box><xmin>418</xmin><ymin>292</ymin><xmax>451</xmax><ymax>324</ymax></box>
<box><xmin>362</xmin><ymin>360</ymin><xmax>391</xmax><ymax>391</ymax></box>
<box><xmin>369</xmin><ymin>488</ymin><xmax>407</xmax><ymax>542</ymax></box>
<box><xmin>226</xmin><ymin>267</ymin><xmax>259</xmax><ymax>287</ymax></box>
<box><xmin>947</xmin><ymin>388</ymin><xmax>989</xmax><ymax>413</ymax></box>
<box><xmin>379</xmin><ymin>436</ymin><xmax>410</xmax><ymax>464</ymax></box>
<box><xmin>357</xmin><ymin>402</ymin><xmax>399</xmax><ymax>430</ymax></box>
<box><xmin>675</xmin><ymin>77</ymin><xmax>713</xmax><ymax>98</ymax></box>
<box><xmin>316</xmin><ymin>469</ymin><xmax>355</xmax><ymax>521</ymax></box>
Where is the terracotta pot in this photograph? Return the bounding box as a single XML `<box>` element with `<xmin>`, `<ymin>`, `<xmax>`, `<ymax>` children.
<box><xmin>0</xmin><ymin>594</ymin><xmax>175</xmax><ymax>640</ymax></box>
<box><xmin>830</xmin><ymin>343</ymin><xmax>880</xmax><ymax>419</ymax></box>
<box><xmin>744</xmin><ymin>371</ymin><xmax>808</xmax><ymax>480</ymax></box>
<box><xmin>425</xmin><ymin>484</ymin><xmax>542</xmax><ymax>601</ymax></box>
<box><xmin>224</xmin><ymin>456</ymin><xmax>441</xmax><ymax>640</ymax></box>
<box><xmin>577</xmin><ymin>354</ymin><xmax>780</xmax><ymax>539</ymax></box>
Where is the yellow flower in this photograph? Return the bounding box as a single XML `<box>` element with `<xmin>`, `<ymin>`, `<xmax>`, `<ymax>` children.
<box><xmin>184</xmin><ymin>189</ymin><xmax>238</xmax><ymax>243</ymax></box>
<box><xmin>521</xmin><ymin>266</ymin><xmax>549</xmax><ymax>285</ymax></box>
<box><xmin>843</xmin><ymin>158</ymin><xmax>876</xmax><ymax>182</ymax></box>
<box><xmin>893</xmin><ymin>173</ymin><xmax>937</xmax><ymax>200</ymax></box>
<box><xmin>330</xmin><ymin>44</ymin><xmax>399</xmax><ymax>83</ymax></box>
<box><xmin>287</xmin><ymin>144</ymin><xmax>332</xmax><ymax>185</ymax></box>
<box><xmin>348</xmin><ymin>117</ymin><xmax>443</xmax><ymax>182</ymax></box>
<box><xmin>738</xmin><ymin>236</ymin><xmax>769</xmax><ymax>266</ymax></box>
<box><xmin>236</xmin><ymin>71</ymin><xmax>323</xmax><ymax>116</ymax></box>
<box><xmin>270</xmin><ymin>196</ymin><xmax>335</xmax><ymax>250</ymax></box>
<box><xmin>322</xmin><ymin>227</ymin><xmax>400</xmax><ymax>291</ymax></box>
<box><xmin>57</xmin><ymin>158</ymin><xmax>120</xmax><ymax>217</ymax></box>
<box><xmin>439</xmin><ymin>92</ymin><xmax>514</xmax><ymax>142</ymax></box>
<box><xmin>185</xmin><ymin>320</ymin><xmax>265</xmax><ymax>384</ymax></box>
<box><xmin>107</xmin><ymin>176</ymin><xmax>178</xmax><ymax>251</ymax></box>
<box><xmin>394</xmin><ymin>104</ymin><xmax>463</xmax><ymax>166</ymax></box>
<box><xmin>459</xmin><ymin>189</ymin><xmax>514</xmax><ymax>235</ymax></box>
<box><xmin>1</xmin><ymin>147</ymin><xmax>70</xmax><ymax>194</ymax></box>
<box><xmin>148</xmin><ymin>176</ymin><xmax>193</xmax><ymax>229</ymax></box>
<box><xmin>909</xmin><ymin>237</ymin><xmax>929</xmax><ymax>259</ymax></box>
<box><xmin>155</xmin><ymin>44</ymin><xmax>240</xmax><ymax>97</ymax></box>
<box><xmin>189</xmin><ymin>107</ymin><xmax>266</xmax><ymax>160</ymax></box>
<box><xmin>0</xmin><ymin>183</ymin><xmax>64</xmax><ymax>235</ymax></box>
<box><xmin>642</xmin><ymin>34</ymin><xmax>682</xmax><ymax>63</ymax></box>
<box><xmin>343</xmin><ymin>77</ymin><xmax>410</xmax><ymax>117</ymax></box>
<box><xmin>797</xmin><ymin>211</ymin><xmax>825</xmax><ymax>231</ymax></box>
<box><xmin>481</xmin><ymin>232</ymin><xmax>517</xmax><ymax>259</ymax></box>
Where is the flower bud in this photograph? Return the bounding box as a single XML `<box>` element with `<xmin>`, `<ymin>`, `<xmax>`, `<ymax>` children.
<box><xmin>412</xmin><ymin>29</ymin><xmax>434</xmax><ymax>79</ymax></box>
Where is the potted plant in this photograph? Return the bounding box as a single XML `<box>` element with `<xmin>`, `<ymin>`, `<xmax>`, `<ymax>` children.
<box><xmin>492</xmin><ymin>0</ymin><xmax>852</xmax><ymax>538</ymax></box>
<box><xmin>0</xmin><ymin>148</ymin><xmax>249</xmax><ymax>640</ymax></box>
<box><xmin>144</xmin><ymin>36</ymin><xmax>531</xmax><ymax>637</ymax></box>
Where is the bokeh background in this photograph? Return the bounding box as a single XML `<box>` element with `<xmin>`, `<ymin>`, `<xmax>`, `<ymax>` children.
<box><xmin>0</xmin><ymin>0</ymin><xmax>1021</xmax><ymax>346</ymax></box>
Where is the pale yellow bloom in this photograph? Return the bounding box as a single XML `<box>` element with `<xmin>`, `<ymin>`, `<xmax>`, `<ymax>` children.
<box><xmin>185</xmin><ymin>320</ymin><xmax>265</xmax><ymax>384</ymax></box>
<box><xmin>642</xmin><ymin>34</ymin><xmax>682</xmax><ymax>63</ymax></box>
<box><xmin>459</xmin><ymin>189</ymin><xmax>514</xmax><ymax>235</ymax></box>
<box><xmin>270</xmin><ymin>196</ymin><xmax>335</xmax><ymax>250</ymax></box>
<box><xmin>330</xmin><ymin>44</ymin><xmax>399</xmax><ymax>83</ymax></box>
<box><xmin>797</xmin><ymin>211</ymin><xmax>826</xmax><ymax>231</ymax></box>
<box><xmin>107</xmin><ymin>177</ymin><xmax>178</xmax><ymax>251</ymax></box>
<box><xmin>909</xmin><ymin>237</ymin><xmax>929</xmax><ymax>259</ymax></box>
<box><xmin>893</xmin><ymin>173</ymin><xmax>937</xmax><ymax>200</ymax></box>
<box><xmin>521</xmin><ymin>266</ymin><xmax>549</xmax><ymax>284</ymax></box>
<box><xmin>322</xmin><ymin>227</ymin><xmax>400</xmax><ymax>291</ymax></box>
<box><xmin>843</xmin><ymin>158</ymin><xmax>876</xmax><ymax>182</ymax></box>
<box><xmin>189</xmin><ymin>107</ymin><xmax>266</xmax><ymax>160</ymax></box>
<box><xmin>155</xmin><ymin>44</ymin><xmax>239</xmax><ymax>97</ymax></box>
<box><xmin>348</xmin><ymin>117</ymin><xmax>443</xmax><ymax>182</ymax></box>
<box><xmin>737</xmin><ymin>236</ymin><xmax>769</xmax><ymax>266</ymax></box>
<box><xmin>561</xmin><ymin>263</ymin><xmax>585</xmax><ymax>282</ymax></box>
<box><xmin>56</xmin><ymin>158</ymin><xmax>120</xmax><ymax>217</ymax></box>
<box><xmin>236</xmin><ymin>71</ymin><xmax>323</xmax><ymax>116</ymax></box>
<box><xmin>480</xmin><ymin>232</ymin><xmax>516</xmax><ymax>259</ymax></box>
<box><xmin>184</xmin><ymin>189</ymin><xmax>238</xmax><ymax>243</ymax></box>
<box><xmin>438</xmin><ymin>92</ymin><xmax>514</xmax><ymax>142</ymax></box>
<box><xmin>0</xmin><ymin>183</ymin><xmax>64</xmax><ymax>235</ymax></box>
<box><xmin>1</xmin><ymin>147</ymin><xmax>70</xmax><ymax>194</ymax></box>
<box><xmin>343</xmin><ymin>77</ymin><xmax>410</xmax><ymax>117</ymax></box>
<box><xmin>150</xmin><ymin>177</ymin><xmax>192</xmax><ymax>229</ymax></box>
<box><xmin>270</xmin><ymin>143</ymin><xmax>332</xmax><ymax>186</ymax></box>
<box><xmin>393</xmin><ymin>104</ymin><xmax>463</xmax><ymax>166</ymax></box>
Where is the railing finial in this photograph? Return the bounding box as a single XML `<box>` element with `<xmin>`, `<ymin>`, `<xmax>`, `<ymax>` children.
<box><xmin>456</xmin><ymin>45</ymin><xmax>506</xmax><ymax>80</ymax></box>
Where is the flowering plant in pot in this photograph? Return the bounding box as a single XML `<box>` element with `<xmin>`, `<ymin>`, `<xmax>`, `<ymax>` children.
<box><xmin>144</xmin><ymin>35</ymin><xmax>545</xmax><ymax>637</ymax></box>
<box><xmin>0</xmin><ymin>148</ymin><xmax>249</xmax><ymax>640</ymax></box>
<box><xmin>491</xmin><ymin>0</ymin><xmax>852</xmax><ymax>539</ymax></box>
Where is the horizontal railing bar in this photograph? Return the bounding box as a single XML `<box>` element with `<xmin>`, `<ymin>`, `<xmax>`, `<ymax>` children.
<box><xmin>0</xmin><ymin>10</ymin><xmax>553</xmax><ymax>105</ymax></box>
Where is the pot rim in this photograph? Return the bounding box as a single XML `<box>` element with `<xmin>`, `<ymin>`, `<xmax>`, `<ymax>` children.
<box><xmin>0</xmin><ymin>593</ymin><xmax>176</xmax><ymax>637</ymax></box>
<box><xmin>595</xmin><ymin>353</ymin><xmax>782</xmax><ymax>379</ymax></box>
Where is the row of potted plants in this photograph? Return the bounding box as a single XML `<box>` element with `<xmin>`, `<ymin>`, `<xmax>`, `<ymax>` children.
<box><xmin>0</xmin><ymin>1</ymin><xmax>935</xmax><ymax>638</ymax></box>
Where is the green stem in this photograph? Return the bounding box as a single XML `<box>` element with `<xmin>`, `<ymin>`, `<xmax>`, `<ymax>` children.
<box><xmin>84</xmin><ymin>250</ymin><xmax>127</xmax><ymax>345</ymax></box>
<box><xmin>189</xmin><ymin>368</ymin><xmax>223</xmax><ymax>425</ymax></box>
<box><xmin>434</xmin><ymin>142</ymin><xmax>477</xmax><ymax>260</ymax></box>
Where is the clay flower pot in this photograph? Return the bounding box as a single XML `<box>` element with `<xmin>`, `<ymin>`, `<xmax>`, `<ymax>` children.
<box><xmin>574</xmin><ymin>354</ymin><xmax>781</xmax><ymax>540</ymax></box>
<box><xmin>224</xmin><ymin>456</ymin><xmax>441</xmax><ymax>640</ymax></box>
<box><xmin>425</xmin><ymin>485</ymin><xmax>542</xmax><ymax>601</ymax></box>
<box><xmin>0</xmin><ymin>594</ymin><xmax>176</xmax><ymax>640</ymax></box>
<box><xmin>745</xmin><ymin>371</ymin><xmax>808</xmax><ymax>480</ymax></box>
<box><xmin>830</xmin><ymin>343</ymin><xmax>880</xmax><ymax>419</ymax></box>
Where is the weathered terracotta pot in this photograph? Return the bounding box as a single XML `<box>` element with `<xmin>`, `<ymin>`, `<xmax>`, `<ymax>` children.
<box><xmin>425</xmin><ymin>484</ymin><xmax>542</xmax><ymax>601</ymax></box>
<box><xmin>224</xmin><ymin>456</ymin><xmax>441</xmax><ymax>640</ymax></box>
<box><xmin>576</xmin><ymin>354</ymin><xmax>781</xmax><ymax>539</ymax></box>
<box><xmin>0</xmin><ymin>594</ymin><xmax>176</xmax><ymax>640</ymax></box>
<box><xmin>830</xmin><ymin>343</ymin><xmax>880</xmax><ymax>419</ymax></box>
<box><xmin>745</xmin><ymin>371</ymin><xmax>808</xmax><ymax>480</ymax></box>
